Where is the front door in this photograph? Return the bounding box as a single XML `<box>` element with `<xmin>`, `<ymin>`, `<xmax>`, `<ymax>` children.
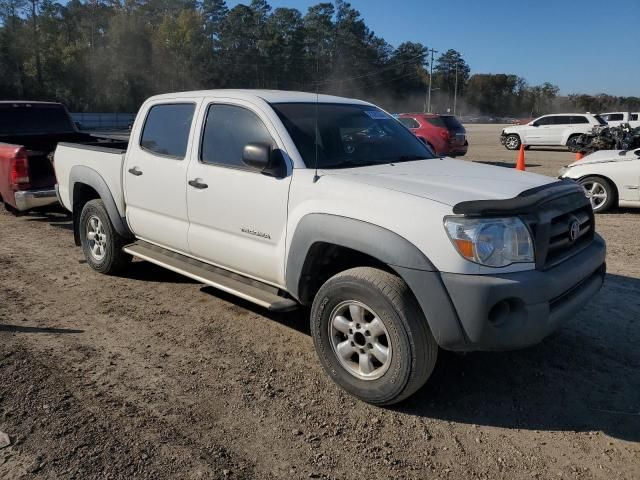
<box><xmin>186</xmin><ymin>100</ymin><xmax>292</xmax><ymax>285</ymax></box>
<box><xmin>124</xmin><ymin>101</ymin><xmax>199</xmax><ymax>253</ymax></box>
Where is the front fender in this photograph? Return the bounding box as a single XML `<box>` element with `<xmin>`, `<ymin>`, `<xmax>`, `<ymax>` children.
<box><xmin>285</xmin><ymin>213</ymin><xmax>466</xmax><ymax>347</ymax></box>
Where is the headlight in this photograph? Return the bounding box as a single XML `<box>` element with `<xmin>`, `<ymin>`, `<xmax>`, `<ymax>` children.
<box><xmin>558</xmin><ymin>166</ymin><xmax>569</xmax><ymax>176</ymax></box>
<box><xmin>444</xmin><ymin>217</ymin><xmax>534</xmax><ymax>267</ymax></box>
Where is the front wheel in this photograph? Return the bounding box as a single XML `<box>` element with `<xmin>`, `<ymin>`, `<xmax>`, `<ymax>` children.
<box><xmin>579</xmin><ymin>176</ymin><xmax>616</xmax><ymax>213</ymax></box>
<box><xmin>79</xmin><ymin>199</ymin><xmax>131</xmax><ymax>274</ymax></box>
<box><xmin>504</xmin><ymin>134</ymin><xmax>521</xmax><ymax>150</ymax></box>
<box><xmin>310</xmin><ymin>267</ymin><xmax>438</xmax><ymax>406</ymax></box>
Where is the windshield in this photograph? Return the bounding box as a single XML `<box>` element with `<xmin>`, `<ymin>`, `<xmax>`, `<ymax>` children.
<box><xmin>0</xmin><ymin>103</ymin><xmax>75</xmax><ymax>135</ymax></box>
<box><xmin>271</xmin><ymin>103</ymin><xmax>435</xmax><ymax>169</ymax></box>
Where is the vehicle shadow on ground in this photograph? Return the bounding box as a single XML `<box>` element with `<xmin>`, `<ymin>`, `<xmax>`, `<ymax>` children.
<box><xmin>397</xmin><ymin>272</ymin><xmax>640</xmax><ymax>442</ymax></box>
<box><xmin>22</xmin><ymin>209</ymin><xmax>73</xmax><ymax>231</ymax></box>
<box><xmin>472</xmin><ymin>160</ymin><xmax>541</xmax><ymax>168</ymax></box>
<box><xmin>203</xmin><ymin>274</ymin><xmax>639</xmax><ymax>442</ymax></box>
<box><xmin>0</xmin><ymin>324</ymin><xmax>84</xmax><ymax>334</ymax></box>
<box><xmin>121</xmin><ymin>260</ymin><xmax>199</xmax><ymax>284</ymax></box>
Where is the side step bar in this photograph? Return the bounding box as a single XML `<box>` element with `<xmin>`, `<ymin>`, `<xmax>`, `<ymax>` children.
<box><xmin>123</xmin><ymin>241</ymin><xmax>298</xmax><ymax>312</ymax></box>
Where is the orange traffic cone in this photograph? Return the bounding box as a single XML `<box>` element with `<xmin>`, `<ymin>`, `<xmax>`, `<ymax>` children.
<box><xmin>516</xmin><ymin>144</ymin><xmax>526</xmax><ymax>171</ymax></box>
<box><xmin>575</xmin><ymin>151</ymin><xmax>584</xmax><ymax>161</ymax></box>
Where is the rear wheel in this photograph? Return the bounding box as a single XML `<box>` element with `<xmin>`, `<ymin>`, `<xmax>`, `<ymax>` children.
<box><xmin>579</xmin><ymin>176</ymin><xmax>616</xmax><ymax>213</ymax></box>
<box><xmin>310</xmin><ymin>267</ymin><xmax>438</xmax><ymax>405</ymax></box>
<box><xmin>79</xmin><ymin>199</ymin><xmax>131</xmax><ymax>274</ymax></box>
<box><xmin>504</xmin><ymin>134</ymin><xmax>521</xmax><ymax>150</ymax></box>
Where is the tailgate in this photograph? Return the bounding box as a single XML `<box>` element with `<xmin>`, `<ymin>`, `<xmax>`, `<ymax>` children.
<box><xmin>26</xmin><ymin>150</ymin><xmax>56</xmax><ymax>189</ymax></box>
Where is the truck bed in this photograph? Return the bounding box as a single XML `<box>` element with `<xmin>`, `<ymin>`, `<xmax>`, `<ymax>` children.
<box><xmin>54</xmin><ymin>141</ymin><xmax>128</xmax><ymax>215</ymax></box>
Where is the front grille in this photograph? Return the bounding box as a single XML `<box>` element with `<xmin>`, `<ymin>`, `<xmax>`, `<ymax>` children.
<box><xmin>521</xmin><ymin>191</ymin><xmax>595</xmax><ymax>270</ymax></box>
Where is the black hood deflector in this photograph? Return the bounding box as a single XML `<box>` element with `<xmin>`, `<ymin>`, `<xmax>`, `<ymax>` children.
<box><xmin>452</xmin><ymin>179</ymin><xmax>587</xmax><ymax>216</ymax></box>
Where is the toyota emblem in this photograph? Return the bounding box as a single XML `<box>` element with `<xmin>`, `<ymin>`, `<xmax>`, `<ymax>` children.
<box><xmin>569</xmin><ymin>220</ymin><xmax>580</xmax><ymax>242</ymax></box>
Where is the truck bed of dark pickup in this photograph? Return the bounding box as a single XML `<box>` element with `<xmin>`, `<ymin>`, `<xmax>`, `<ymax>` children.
<box><xmin>0</xmin><ymin>101</ymin><xmax>129</xmax><ymax>213</ymax></box>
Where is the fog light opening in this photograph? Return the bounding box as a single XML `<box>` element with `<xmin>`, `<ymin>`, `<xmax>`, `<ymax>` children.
<box><xmin>488</xmin><ymin>298</ymin><xmax>525</xmax><ymax>327</ymax></box>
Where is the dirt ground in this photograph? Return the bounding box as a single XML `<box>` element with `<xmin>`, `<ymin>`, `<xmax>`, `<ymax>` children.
<box><xmin>1</xmin><ymin>124</ymin><xmax>639</xmax><ymax>480</ymax></box>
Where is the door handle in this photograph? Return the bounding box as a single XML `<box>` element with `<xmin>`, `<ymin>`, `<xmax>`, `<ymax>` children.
<box><xmin>128</xmin><ymin>167</ymin><xmax>143</xmax><ymax>176</ymax></box>
<box><xmin>188</xmin><ymin>179</ymin><xmax>208</xmax><ymax>189</ymax></box>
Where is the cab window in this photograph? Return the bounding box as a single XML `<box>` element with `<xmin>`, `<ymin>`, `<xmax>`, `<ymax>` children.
<box><xmin>200</xmin><ymin>104</ymin><xmax>275</xmax><ymax>170</ymax></box>
<box><xmin>140</xmin><ymin>103</ymin><xmax>195</xmax><ymax>159</ymax></box>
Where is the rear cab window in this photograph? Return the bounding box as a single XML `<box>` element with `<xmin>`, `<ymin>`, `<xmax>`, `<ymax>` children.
<box><xmin>0</xmin><ymin>103</ymin><xmax>74</xmax><ymax>135</ymax></box>
<box><xmin>140</xmin><ymin>103</ymin><xmax>195</xmax><ymax>159</ymax></box>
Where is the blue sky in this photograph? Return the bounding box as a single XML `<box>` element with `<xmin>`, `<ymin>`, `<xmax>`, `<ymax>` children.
<box><xmin>228</xmin><ymin>0</ymin><xmax>640</xmax><ymax>96</ymax></box>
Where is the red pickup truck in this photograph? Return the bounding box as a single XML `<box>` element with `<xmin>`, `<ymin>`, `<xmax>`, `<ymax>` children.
<box><xmin>0</xmin><ymin>101</ymin><xmax>100</xmax><ymax>214</ymax></box>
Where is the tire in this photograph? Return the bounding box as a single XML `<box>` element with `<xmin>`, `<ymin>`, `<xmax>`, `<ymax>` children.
<box><xmin>79</xmin><ymin>199</ymin><xmax>131</xmax><ymax>274</ymax></box>
<box><xmin>310</xmin><ymin>267</ymin><xmax>438</xmax><ymax>406</ymax></box>
<box><xmin>578</xmin><ymin>176</ymin><xmax>616</xmax><ymax>213</ymax></box>
<box><xmin>504</xmin><ymin>134</ymin><xmax>521</xmax><ymax>150</ymax></box>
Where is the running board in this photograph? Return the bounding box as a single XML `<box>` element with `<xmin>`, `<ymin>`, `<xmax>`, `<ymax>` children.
<box><xmin>123</xmin><ymin>241</ymin><xmax>298</xmax><ymax>312</ymax></box>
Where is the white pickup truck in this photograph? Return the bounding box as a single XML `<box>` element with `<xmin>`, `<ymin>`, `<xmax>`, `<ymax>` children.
<box><xmin>54</xmin><ymin>90</ymin><xmax>606</xmax><ymax>405</ymax></box>
<box><xmin>599</xmin><ymin>112</ymin><xmax>640</xmax><ymax>128</ymax></box>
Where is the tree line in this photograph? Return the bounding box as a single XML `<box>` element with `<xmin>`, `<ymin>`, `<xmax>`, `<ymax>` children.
<box><xmin>0</xmin><ymin>0</ymin><xmax>638</xmax><ymax>116</ymax></box>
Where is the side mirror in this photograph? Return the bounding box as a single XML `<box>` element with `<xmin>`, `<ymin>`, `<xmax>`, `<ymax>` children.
<box><xmin>242</xmin><ymin>143</ymin><xmax>286</xmax><ymax>177</ymax></box>
<box><xmin>529</xmin><ymin>122</ymin><xmax>537</xmax><ymax>127</ymax></box>
<box><xmin>74</xmin><ymin>121</ymin><xmax>82</xmax><ymax>130</ymax></box>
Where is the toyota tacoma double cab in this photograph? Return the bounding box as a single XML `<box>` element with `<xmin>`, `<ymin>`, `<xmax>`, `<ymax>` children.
<box><xmin>54</xmin><ymin>90</ymin><xmax>606</xmax><ymax>405</ymax></box>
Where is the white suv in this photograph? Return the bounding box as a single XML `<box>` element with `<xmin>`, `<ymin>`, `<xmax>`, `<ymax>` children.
<box><xmin>500</xmin><ymin>113</ymin><xmax>606</xmax><ymax>150</ymax></box>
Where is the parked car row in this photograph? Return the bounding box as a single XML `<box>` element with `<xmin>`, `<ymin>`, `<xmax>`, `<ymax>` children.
<box><xmin>500</xmin><ymin>111</ymin><xmax>639</xmax><ymax>151</ymax></box>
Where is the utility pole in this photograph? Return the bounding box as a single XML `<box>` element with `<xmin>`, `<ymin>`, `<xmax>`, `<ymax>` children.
<box><xmin>453</xmin><ymin>60</ymin><xmax>459</xmax><ymax>116</ymax></box>
<box><xmin>426</xmin><ymin>47</ymin><xmax>438</xmax><ymax>113</ymax></box>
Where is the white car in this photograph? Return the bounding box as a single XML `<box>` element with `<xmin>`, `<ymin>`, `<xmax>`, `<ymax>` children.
<box><xmin>53</xmin><ymin>90</ymin><xmax>606</xmax><ymax>405</ymax></box>
<box><xmin>500</xmin><ymin>113</ymin><xmax>606</xmax><ymax>150</ymax></box>
<box><xmin>559</xmin><ymin>148</ymin><xmax>640</xmax><ymax>213</ymax></box>
<box><xmin>599</xmin><ymin>112</ymin><xmax>640</xmax><ymax>129</ymax></box>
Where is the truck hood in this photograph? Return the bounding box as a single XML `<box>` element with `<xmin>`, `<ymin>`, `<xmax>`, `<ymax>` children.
<box><xmin>321</xmin><ymin>158</ymin><xmax>556</xmax><ymax>207</ymax></box>
<box><xmin>569</xmin><ymin>149</ymin><xmax>633</xmax><ymax>166</ymax></box>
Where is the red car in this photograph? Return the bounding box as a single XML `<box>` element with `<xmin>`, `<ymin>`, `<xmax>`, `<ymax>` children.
<box><xmin>397</xmin><ymin>113</ymin><xmax>468</xmax><ymax>156</ymax></box>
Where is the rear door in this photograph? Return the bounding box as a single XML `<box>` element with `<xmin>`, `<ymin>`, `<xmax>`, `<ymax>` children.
<box><xmin>124</xmin><ymin>101</ymin><xmax>199</xmax><ymax>253</ymax></box>
<box><xmin>185</xmin><ymin>99</ymin><xmax>292</xmax><ymax>285</ymax></box>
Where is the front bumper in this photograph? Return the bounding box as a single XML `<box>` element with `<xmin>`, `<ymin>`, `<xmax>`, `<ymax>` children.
<box><xmin>499</xmin><ymin>133</ymin><xmax>507</xmax><ymax>145</ymax></box>
<box><xmin>14</xmin><ymin>188</ymin><xmax>58</xmax><ymax>211</ymax></box>
<box><xmin>397</xmin><ymin>234</ymin><xmax>606</xmax><ymax>352</ymax></box>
